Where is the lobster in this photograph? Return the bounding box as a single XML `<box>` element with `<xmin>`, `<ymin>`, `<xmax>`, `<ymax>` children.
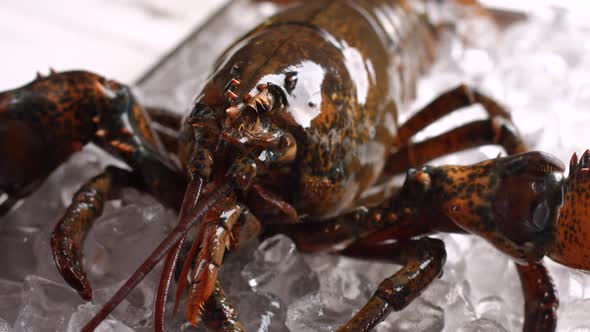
<box><xmin>0</xmin><ymin>0</ymin><xmax>586</xmax><ymax>331</ymax></box>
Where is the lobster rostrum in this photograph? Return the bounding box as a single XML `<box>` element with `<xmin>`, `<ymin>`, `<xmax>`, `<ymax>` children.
<box><xmin>0</xmin><ymin>0</ymin><xmax>588</xmax><ymax>331</ymax></box>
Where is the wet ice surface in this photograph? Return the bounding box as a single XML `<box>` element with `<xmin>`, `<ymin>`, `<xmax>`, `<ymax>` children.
<box><xmin>2</xmin><ymin>2</ymin><xmax>590</xmax><ymax>332</ymax></box>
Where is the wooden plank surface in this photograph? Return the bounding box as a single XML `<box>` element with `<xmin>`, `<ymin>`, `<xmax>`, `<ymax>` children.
<box><xmin>0</xmin><ymin>0</ymin><xmax>228</xmax><ymax>90</ymax></box>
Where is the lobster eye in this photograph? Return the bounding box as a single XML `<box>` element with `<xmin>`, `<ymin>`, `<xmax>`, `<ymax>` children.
<box><xmin>284</xmin><ymin>72</ymin><xmax>298</xmax><ymax>92</ymax></box>
<box><xmin>188</xmin><ymin>103</ymin><xmax>219</xmax><ymax>131</ymax></box>
<box><xmin>189</xmin><ymin>102</ymin><xmax>212</xmax><ymax>120</ymax></box>
<box><xmin>266</xmin><ymin>83</ymin><xmax>287</xmax><ymax>110</ymax></box>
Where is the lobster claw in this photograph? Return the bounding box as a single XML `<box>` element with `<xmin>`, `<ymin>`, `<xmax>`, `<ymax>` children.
<box><xmin>0</xmin><ymin>90</ymin><xmax>45</xmax><ymax>214</ymax></box>
<box><xmin>0</xmin><ymin>72</ymin><xmax>105</xmax><ymax>215</ymax></box>
<box><xmin>438</xmin><ymin>151</ymin><xmax>565</xmax><ymax>263</ymax></box>
<box><xmin>548</xmin><ymin>150</ymin><xmax>590</xmax><ymax>270</ymax></box>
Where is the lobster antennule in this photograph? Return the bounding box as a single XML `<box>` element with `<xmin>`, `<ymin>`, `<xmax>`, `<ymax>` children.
<box><xmin>548</xmin><ymin>150</ymin><xmax>590</xmax><ymax>271</ymax></box>
<box><xmin>82</xmin><ymin>178</ymin><xmax>233</xmax><ymax>332</ymax></box>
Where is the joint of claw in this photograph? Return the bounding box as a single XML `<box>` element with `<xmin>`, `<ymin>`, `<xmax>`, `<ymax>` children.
<box><xmin>414</xmin><ymin>170</ymin><xmax>431</xmax><ymax>190</ymax></box>
<box><xmin>94</xmin><ymin>81</ymin><xmax>117</xmax><ymax>99</ymax></box>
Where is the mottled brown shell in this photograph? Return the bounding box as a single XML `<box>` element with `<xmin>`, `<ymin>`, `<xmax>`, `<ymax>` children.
<box><xmin>180</xmin><ymin>0</ymin><xmax>437</xmax><ymax>219</ymax></box>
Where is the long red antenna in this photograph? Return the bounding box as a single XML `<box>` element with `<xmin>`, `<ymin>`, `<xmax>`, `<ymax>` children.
<box><xmin>154</xmin><ymin>234</ymin><xmax>186</xmax><ymax>332</ymax></box>
<box><xmin>153</xmin><ymin>176</ymin><xmax>203</xmax><ymax>332</ymax></box>
<box><xmin>82</xmin><ymin>178</ymin><xmax>232</xmax><ymax>332</ymax></box>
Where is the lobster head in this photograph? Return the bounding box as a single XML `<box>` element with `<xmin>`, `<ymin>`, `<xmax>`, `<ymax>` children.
<box><xmin>422</xmin><ymin>152</ymin><xmax>566</xmax><ymax>263</ymax></box>
<box><xmin>183</xmin><ymin>79</ymin><xmax>299</xmax><ymax>191</ymax></box>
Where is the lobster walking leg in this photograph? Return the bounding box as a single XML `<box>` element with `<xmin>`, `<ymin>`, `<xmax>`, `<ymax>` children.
<box><xmin>144</xmin><ymin>106</ymin><xmax>182</xmax><ymax>156</ymax></box>
<box><xmin>335</xmin><ymin>237</ymin><xmax>447</xmax><ymax>332</ymax></box>
<box><xmin>156</xmin><ymin>206</ymin><xmax>260</xmax><ymax>331</ymax></box>
<box><xmin>278</xmin><ymin>203</ymin><xmax>457</xmax><ymax>255</ymax></box>
<box><xmin>276</xmin><ymin>163</ymin><xmax>462</xmax><ymax>254</ymax></box>
<box><xmin>202</xmin><ymin>281</ymin><xmax>246</xmax><ymax>332</ymax></box>
<box><xmin>180</xmin><ymin>200</ymin><xmax>255</xmax><ymax>325</ymax></box>
<box><xmin>83</xmin><ymin>180</ymin><xmax>233</xmax><ymax>332</ymax></box>
<box><xmin>51</xmin><ymin>166</ymin><xmax>139</xmax><ymax>300</ymax></box>
<box><xmin>516</xmin><ymin>262</ymin><xmax>559</xmax><ymax>332</ymax></box>
<box><xmin>396</xmin><ymin>84</ymin><xmax>516</xmax><ymax>145</ymax></box>
<box><xmin>383</xmin><ymin>84</ymin><xmax>526</xmax><ymax>175</ymax></box>
<box><xmin>385</xmin><ymin>119</ymin><xmax>527</xmax><ymax>175</ymax></box>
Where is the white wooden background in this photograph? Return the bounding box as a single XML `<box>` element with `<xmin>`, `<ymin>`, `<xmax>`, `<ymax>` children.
<box><xmin>1</xmin><ymin>0</ymin><xmax>586</xmax><ymax>92</ymax></box>
<box><xmin>0</xmin><ymin>0</ymin><xmax>228</xmax><ymax>91</ymax></box>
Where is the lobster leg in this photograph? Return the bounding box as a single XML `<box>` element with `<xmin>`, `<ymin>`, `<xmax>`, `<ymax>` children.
<box><xmin>180</xmin><ymin>200</ymin><xmax>249</xmax><ymax>326</ymax></box>
<box><xmin>51</xmin><ymin>166</ymin><xmax>140</xmax><ymax>300</ymax></box>
<box><xmin>335</xmin><ymin>237</ymin><xmax>447</xmax><ymax>332</ymax></box>
<box><xmin>144</xmin><ymin>106</ymin><xmax>182</xmax><ymax>157</ymax></box>
<box><xmin>384</xmin><ymin>119</ymin><xmax>527</xmax><ymax>175</ymax></box>
<box><xmin>275</xmin><ymin>173</ymin><xmax>461</xmax><ymax>254</ymax></box>
<box><xmin>202</xmin><ymin>281</ymin><xmax>246</xmax><ymax>332</ymax></box>
<box><xmin>396</xmin><ymin>84</ymin><xmax>516</xmax><ymax>145</ymax></box>
<box><xmin>0</xmin><ymin>71</ymin><xmax>194</xmax><ymax>325</ymax></box>
<box><xmin>516</xmin><ymin>262</ymin><xmax>559</xmax><ymax>332</ymax></box>
<box><xmin>82</xmin><ymin>180</ymin><xmax>233</xmax><ymax>332</ymax></box>
<box><xmin>383</xmin><ymin>84</ymin><xmax>526</xmax><ymax>175</ymax></box>
<box><xmin>154</xmin><ymin>207</ymin><xmax>260</xmax><ymax>331</ymax></box>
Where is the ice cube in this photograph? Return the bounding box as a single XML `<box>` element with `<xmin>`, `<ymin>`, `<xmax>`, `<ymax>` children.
<box><xmin>475</xmin><ymin>296</ymin><xmax>515</xmax><ymax>332</ymax></box>
<box><xmin>241</xmin><ymin>235</ymin><xmax>319</xmax><ymax>303</ymax></box>
<box><xmin>92</xmin><ymin>283</ymin><xmax>157</xmax><ymax>330</ymax></box>
<box><xmin>436</xmin><ymin>280</ymin><xmax>477</xmax><ymax>332</ymax></box>
<box><xmin>457</xmin><ymin>48</ymin><xmax>494</xmax><ymax>80</ymax></box>
<box><xmin>13</xmin><ymin>276</ymin><xmax>81</xmax><ymax>332</ymax></box>
<box><xmin>67</xmin><ymin>303</ymin><xmax>134</xmax><ymax>332</ymax></box>
<box><xmin>0</xmin><ymin>278</ymin><xmax>23</xmax><ymax>325</ymax></box>
<box><xmin>556</xmin><ymin>299</ymin><xmax>590</xmax><ymax>331</ymax></box>
<box><xmin>464</xmin><ymin>239</ymin><xmax>521</xmax><ymax>307</ymax></box>
<box><xmin>546</xmin><ymin>259</ymin><xmax>586</xmax><ymax>305</ymax></box>
<box><xmin>458</xmin><ymin>318</ymin><xmax>508</xmax><ymax>332</ymax></box>
<box><xmin>376</xmin><ymin>298</ymin><xmax>444</xmax><ymax>332</ymax></box>
<box><xmin>0</xmin><ymin>319</ymin><xmax>12</xmax><ymax>332</ymax></box>
<box><xmin>232</xmin><ymin>291</ymin><xmax>288</xmax><ymax>332</ymax></box>
<box><xmin>0</xmin><ymin>227</ymin><xmax>38</xmax><ymax>282</ymax></box>
<box><xmin>83</xmin><ymin>189</ymin><xmax>174</xmax><ymax>290</ymax></box>
<box><xmin>285</xmin><ymin>294</ymin><xmax>341</xmax><ymax>332</ymax></box>
<box><xmin>315</xmin><ymin>258</ymin><xmax>375</xmax><ymax>316</ymax></box>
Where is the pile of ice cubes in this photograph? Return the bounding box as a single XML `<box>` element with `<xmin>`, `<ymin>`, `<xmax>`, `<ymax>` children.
<box><xmin>2</xmin><ymin>5</ymin><xmax>590</xmax><ymax>332</ymax></box>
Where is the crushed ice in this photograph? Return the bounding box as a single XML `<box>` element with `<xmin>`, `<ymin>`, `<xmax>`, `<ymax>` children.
<box><xmin>2</xmin><ymin>2</ymin><xmax>590</xmax><ymax>332</ymax></box>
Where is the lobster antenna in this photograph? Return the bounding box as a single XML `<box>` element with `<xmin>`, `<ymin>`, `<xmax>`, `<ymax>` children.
<box><xmin>153</xmin><ymin>175</ymin><xmax>205</xmax><ymax>332</ymax></box>
<box><xmin>82</xmin><ymin>178</ymin><xmax>233</xmax><ymax>332</ymax></box>
<box><xmin>154</xmin><ymin>234</ymin><xmax>186</xmax><ymax>332</ymax></box>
